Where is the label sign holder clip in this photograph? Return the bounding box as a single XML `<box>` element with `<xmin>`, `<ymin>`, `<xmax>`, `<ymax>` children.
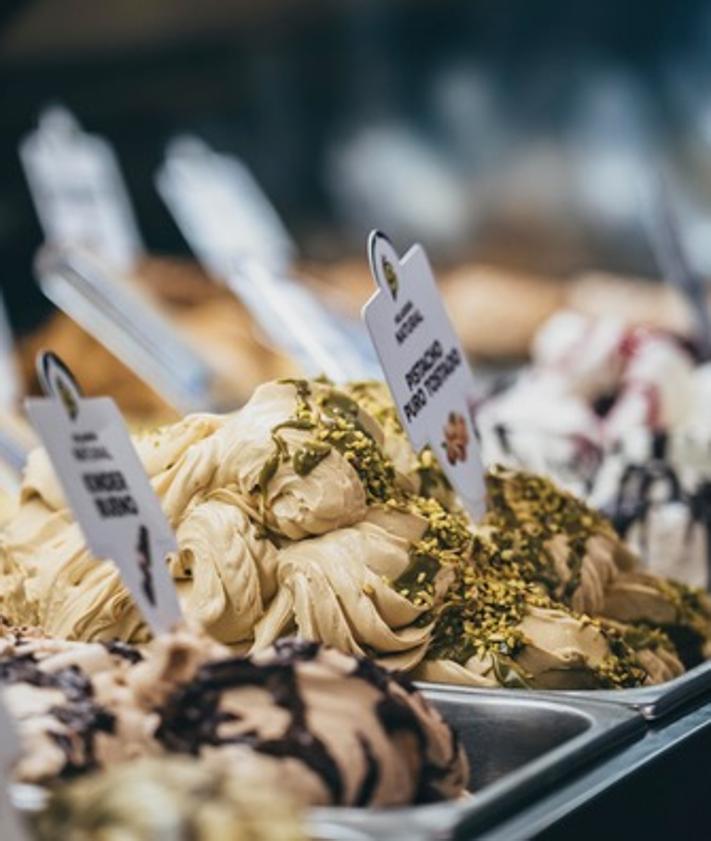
<box><xmin>37</xmin><ymin>350</ymin><xmax>83</xmax><ymax>421</ymax></box>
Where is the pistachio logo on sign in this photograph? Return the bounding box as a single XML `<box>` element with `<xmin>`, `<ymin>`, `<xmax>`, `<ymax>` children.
<box><xmin>382</xmin><ymin>256</ymin><xmax>399</xmax><ymax>300</ymax></box>
<box><xmin>442</xmin><ymin>411</ymin><xmax>469</xmax><ymax>466</ymax></box>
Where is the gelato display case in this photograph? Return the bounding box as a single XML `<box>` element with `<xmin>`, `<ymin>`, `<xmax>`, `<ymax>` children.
<box><xmin>1</xmin><ymin>1</ymin><xmax>711</xmax><ymax>839</ymax></box>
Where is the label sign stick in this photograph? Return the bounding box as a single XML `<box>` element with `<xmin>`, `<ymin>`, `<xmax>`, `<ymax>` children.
<box><xmin>644</xmin><ymin>175</ymin><xmax>711</xmax><ymax>360</ymax></box>
<box><xmin>363</xmin><ymin>231</ymin><xmax>486</xmax><ymax>521</ymax></box>
<box><xmin>156</xmin><ymin>136</ymin><xmax>377</xmax><ymax>382</ymax></box>
<box><xmin>19</xmin><ymin>106</ymin><xmax>143</xmax><ymax>272</ymax></box>
<box><xmin>25</xmin><ymin>353</ymin><xmax>182</xmax><ymax>635</ymax></box>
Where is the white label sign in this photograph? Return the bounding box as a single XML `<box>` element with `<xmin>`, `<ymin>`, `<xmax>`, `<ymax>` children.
<box><xmin>0</xmin><ymin>694</ymin><xmax>30</xmax><ymax>841</ymax></box>
<box><xmin>156</xmin><ymin>136</ymin><xmax>378</xmax><ymax>382</ymax></box>
<box><xmin>19</xmin><ymin>106</ymin><xmax>143</xmax><ymax>272</ymax></box>
<box><xmin>363</xmin><ymin>231</ymin><xmax>486</xmax><ymax>520</ymax></box>
<box><xmin>25</xmin><ymin>354</ymin><xmax>182</xmax><ymax>635</ymax></box>
<box><xmin>156</xmin><ymin>136</ymin><xmax>295</xmax><ymax>274</ymax></box>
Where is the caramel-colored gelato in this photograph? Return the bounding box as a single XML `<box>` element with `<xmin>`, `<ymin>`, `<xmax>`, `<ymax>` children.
<box><xmin>18</xmin><ymin>311</ymin><xmax>174</xmax><ymax>422</ymax></box>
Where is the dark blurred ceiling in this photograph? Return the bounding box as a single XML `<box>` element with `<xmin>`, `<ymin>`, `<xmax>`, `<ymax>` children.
<box><xmin>1</xmin><ymin>0</ymin><xmax>709</xmax><ymax>334</ymax></box>
<box><xmin>0</xmin><ymin>0</ymin><xmax>332</xmax><ymax>61</ymax></box>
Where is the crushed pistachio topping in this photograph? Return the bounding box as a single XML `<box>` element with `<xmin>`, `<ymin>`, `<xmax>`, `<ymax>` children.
<box><xmin>427</xmin><ymin>539</ymin><xmax>646</xmax><ymax>688</ymax></box>
<box><xmin>654</xmin><ymin>578</ymin><xmax>711</xmax><ymax>639</ymax></box>
<box><xmin>346</xmin><ymin>381</ymin><xmax>401</xmax><ymax>436</ymax></box>
<box><xmin>316</xmin><ymin>390</ymin><xmax>396</xmax><ymax>503</ymax></box>
<box><xmin>393</xmin><ymin>497</ymin><xmax>473</xmax><ymax>610</ymax></box>
<box><xmin>591</xmin><ymin>624</ymin><xmax>649</xmax><ymax>687</ymax></box>
<box><xmin>346</xmin><ymin>380</ymin><xmax>452</xmax><ymax>499</ymax></box>
<box><xmin>250</xmin><ymin>379</ymin><xmax>397</xmax><ymax>505</ymax></box>
<box><xmin>613</xmin><ymin>622</ymin><xmax>678</xmax><ymax>654</ymax></box>
<box><xmin>256</xmin><ymin>381</ymin><xmax>670</xmax><ymax>689</ymax></box>
<box><xmin>483</xmin><ymin>465</ymin><xmax>617</xmax><ymax>602</ymax></box>
<box><xmin>428</xmin><ymin>573</ymin><xmax>531</xmax><ymax>662</ymax></box>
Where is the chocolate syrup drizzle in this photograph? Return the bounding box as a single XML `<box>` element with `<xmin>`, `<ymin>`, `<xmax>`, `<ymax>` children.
<box><xmin>607</xmin><ymin>432</ymin><xmax>711</xmax><ymax>593</ymax></box>
<box><xmin>156</xmin><ymin>639</ymin><xmax>459</xmax><ymax>806</ymax></box>
<box><xmin>156</xmin><ymin>639</ymin><xmax>344</xmax><ymax>802</ymax></box>
<box><xmin>0</xmin><ymin>638</ymin><xmax>460</xmax><ymax>800</ymax></box>
<box><xmin>0</xmin><ymin>654</ymin><xmax>116</xmax><ymax>777</ymax></box>
<box><xmin>603</xmin><ymin>433</ymin><xmax>711</xmax><ymax>666</ymax></box>
<box><xmin>101</xmin><ymin>640</ymin><xmax>144</xmax><ymax>664</ymax></box>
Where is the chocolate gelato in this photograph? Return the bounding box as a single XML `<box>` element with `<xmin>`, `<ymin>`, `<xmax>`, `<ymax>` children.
<box><xmin>1</xmin><ymin>629</ymin><xmax>468</xmax><ymax>808</ymax></box>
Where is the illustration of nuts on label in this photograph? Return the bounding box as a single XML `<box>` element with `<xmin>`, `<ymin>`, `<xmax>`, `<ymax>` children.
<box><xmin>442</xmin><ymin>411</ymin><xmax>469</xmax><ymax>466</ymax></box>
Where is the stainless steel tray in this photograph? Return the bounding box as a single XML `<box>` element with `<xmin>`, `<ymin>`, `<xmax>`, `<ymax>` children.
<box><xmin>417</xmin><ymin>656</ymin><xmax>711</xmax><ymax>722</ymax></box>
<box><xmin>554</xmin><ymin>658</ymin><xmax>711</xmax><ymax>720</ymax></box>
<box><xmin>308</xmin><ymin>686</ymin><xmax>643</xmax><ymax>841</ymax></box>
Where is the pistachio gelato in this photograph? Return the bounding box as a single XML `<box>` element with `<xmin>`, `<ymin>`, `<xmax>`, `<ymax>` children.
<box><xmin>0</xmin><ymin>377</ymin><xmax>708</xmax><ymax>690</ymax></box>
<box><xmin>34</xmin><ymin>755</ymin><xmax>306</xmax><ymax>841</ymax></box>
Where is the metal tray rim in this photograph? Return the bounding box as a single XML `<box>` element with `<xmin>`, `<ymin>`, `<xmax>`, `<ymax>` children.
<box><xmin>555</xmin><ymin>658</ymin><xmax>711</xmax><ymax>718</ymax></box>
<box><xmin>415</xmin><ymin>657</ymin><xmax>711</xmax><ymax>721</ymax></box>
<box><xmin>309</xmin><ymin>688</ymin><xmax>644</xmax><ymax>840</ymax></box>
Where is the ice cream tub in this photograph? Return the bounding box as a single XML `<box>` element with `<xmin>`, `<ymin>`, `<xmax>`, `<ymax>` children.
<box><xmin>307</xmin><ymin>687</ymin><xmax>643</xmax><ymax>841</ymax></box>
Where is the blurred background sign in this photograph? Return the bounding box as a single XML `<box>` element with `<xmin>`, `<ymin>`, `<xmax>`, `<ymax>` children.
<box><xmin>0</xmin><ymin>0</ymin><xmax>710</xmax><ymax>347</ymax></box>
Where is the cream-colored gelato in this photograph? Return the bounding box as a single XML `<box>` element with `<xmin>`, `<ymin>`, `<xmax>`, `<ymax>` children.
<box><xmin>252</xmin><ymin>510</ymin><xmax>434</xmax><ymax>670</ymax></box>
